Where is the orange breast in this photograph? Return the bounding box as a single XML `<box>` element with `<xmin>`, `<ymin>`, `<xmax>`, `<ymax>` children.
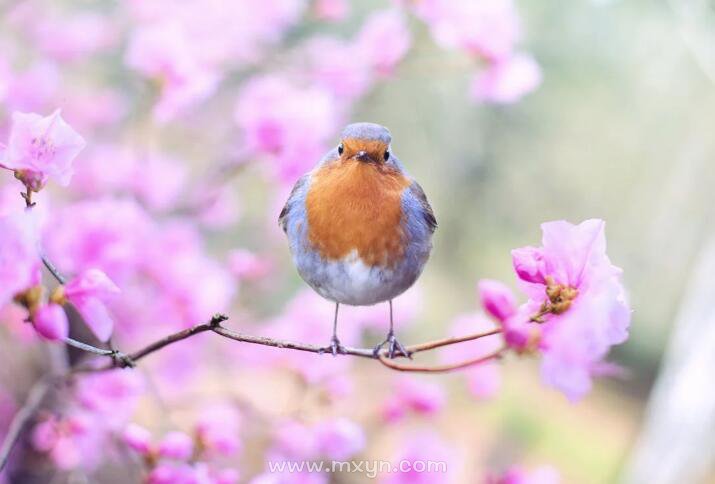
<box><xmin>305</xmin><ymin>160</ymin><xmax>411</xmax><ymax>268</ymax></box>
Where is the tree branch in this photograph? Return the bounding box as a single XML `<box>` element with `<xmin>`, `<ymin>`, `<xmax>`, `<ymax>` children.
<box><xmin>41</xmin><ymin>254</ymin><xmax>66</xmax><ymax>285</ymax></box>
<box><xmin>68</xmin><ymin>314</ymin><xmax>504</xmax><ymax>374</ymax></box>
<box><xmin>405</xmin><ymin>328</ymin><xmax>502</xmax><ymax>354</ymax></box>
<box><xmin>378</xmin><ymin>346</ymin><xmax>506</xmax><ymax>373</ymax></box>
<box><xmin>0</xmin><ymin>378</ymin><xmax>53</xmax><ymax>472</ymax></box>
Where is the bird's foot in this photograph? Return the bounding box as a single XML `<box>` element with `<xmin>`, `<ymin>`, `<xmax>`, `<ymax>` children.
<box><xmin>329</xmin><ymin>336</ymin><xmax>346</xmax><ymax>356</ymax></box>
<box><xmin>373</xmin><ymin>331</ymin><xmax>411</xmax><ymax>359</ymax></box>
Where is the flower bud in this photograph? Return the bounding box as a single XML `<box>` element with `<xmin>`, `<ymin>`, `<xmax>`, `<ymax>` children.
<box><xmin>32</xmin><ymin>304</ymin><xmax>69</xmax><ymax>340</ymax></box>
<box><xmin>511</xmin><ymin>246</ymin><xmax>547</xmax><ymax>284</ymax></box>
<box><xmin>478</xmin><ymin>279</ymin><xmax>517</xmax><ymax>322</ymax></box>
<box><xmin>158</xmin><ymin>431</ymin><xmax>194</xmax><ymax>460</ymax></box>
<box><xmin>123</xmin><ymin>423</ymin><xmax>152</xmax><ymax>455</ymax></box>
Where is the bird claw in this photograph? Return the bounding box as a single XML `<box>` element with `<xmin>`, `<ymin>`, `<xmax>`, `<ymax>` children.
<box><xmin>373</xmin><ymin>332</ymin><xmax>411</xmax><ymax>359</ymax></box>
<box><xmin>329</xmin><ymin>336</ymin><xmax>346</xmax><ymax>356</ymax></box>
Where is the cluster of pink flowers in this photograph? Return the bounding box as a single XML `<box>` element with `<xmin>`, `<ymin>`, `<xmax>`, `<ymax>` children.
<box><xmin>235</xmin><ymin>8</ymin><xmax>411</xmax><ymax>183</ymax></box>
<box><xmin>411</xmin><ymin>0</ymin><xmax>542</xmax><ymax>103</ymax></box>
<box><xmin>31</xmin><ymin>370</ymin><xmax>143</xmax><ymax>470</ymax></box>
<box><xmin>0</xmin><ymin>111</ymin><xmax>127</xmax><ymax>344</ymax></box>
<box><xmin>124</xmin><ymin>0</ymin><xmax>305</xmax><ymax>122</ymax></box>
<box><xmin>123</xmin><ymin>415</ymin><xmax>240</xmax><ymax>484</ymax></box>
<box><xmin>476</xmin><ymin>219</ymin><xmax>631</xmax><ymax>400</ymax></box>
<box><xmin>0</xmin><ymin>1</ymin><xmax>621</xmax><ymax>482</ymax></box>
<box><xmin>0</xmin><ymin>110</ymin><xmax>85</xmax><ymax>191</ymax></box>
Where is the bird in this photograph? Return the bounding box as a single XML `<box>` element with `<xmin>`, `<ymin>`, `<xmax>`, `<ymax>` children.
<box><xmin>279</xmin><ymin>122</ymin><xmax>436</xmax><ymax>358</ymax></box>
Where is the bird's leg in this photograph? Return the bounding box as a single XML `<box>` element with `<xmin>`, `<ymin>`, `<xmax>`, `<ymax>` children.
<box><xmin>329</xmin><ymin>302</ymin><xmax>345</xmax><ymax>356</ymax></box>
<box><xmin>373</xmin><ymin>300</ymin><xmax>411</xmax><ymax>359</ymax></box>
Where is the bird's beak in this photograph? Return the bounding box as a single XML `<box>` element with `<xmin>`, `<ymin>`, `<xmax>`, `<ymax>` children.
<box><xmin>355</xmin><ymin>150</ymin><xmax>372</xmax><ymax>162</ymax></box>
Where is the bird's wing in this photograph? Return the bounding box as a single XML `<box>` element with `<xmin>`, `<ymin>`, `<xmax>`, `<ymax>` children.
<box><xmin>278</xmin><ymin>174</ymin><xmax>310</xmax><ymax>233</ymax></box>
<box><xmin>406</xmin><ymin>181</ymin><xmax>437</xmax><ymax>233</ymax></box>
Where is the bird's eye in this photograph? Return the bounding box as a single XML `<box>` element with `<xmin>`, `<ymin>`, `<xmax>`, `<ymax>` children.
<box><xmin>384</xmin><ymin>150</ymin><xmax>390</xmax><ymax>161</ymax></box>
<box><xmin>338</xmin><ymin>144</ymin><xmax>344</xmax><ymax>155</ymax></box>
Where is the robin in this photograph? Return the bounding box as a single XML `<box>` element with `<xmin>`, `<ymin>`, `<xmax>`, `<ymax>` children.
<box><xmin>279</xmin><ymin>122</ymin><xmax>436</xmax><ymax>357</ymax></box>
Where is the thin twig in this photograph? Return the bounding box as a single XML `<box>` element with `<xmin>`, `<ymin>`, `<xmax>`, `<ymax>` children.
<box><xmin>377</xmin><ymin>346</ymin><xmax>506</xmax><ymax>373</ymax></box>
<box><xmin>405</xmin><ymin>328</ymin><xmax>502</xmax><ymax>354</ymax></box>
<box><xmin>62</xmin><ymin>337</ymin><xmax>116</xmax><ymax>356</ymax></box>
<box><xmin>24</xmin><ymin>199</ymin><xmax>114</xmax><ymax>355</ymax></box>
<box><xmin>41</xmin><ymin>255</ymin><xmax>66</xmax><ymax>285</ymax></box>
<box><xmin>71</xmin><ymin>315</ymin><xmax>229</xmax><ymax>372</ymax></box>
<box><xmin>0</xmin><ymin>378</ymin><xmax>53</xmax><ymax>471</ymax></box>
<box><xmin>212</xmin><ymin>324</ymin><xmax>377</xmax><ymax>358</ymax></box>
<box><xmin>69</xmin><ymin>315</ymin><xmax>505</xmax><ymax>374</ymax></box>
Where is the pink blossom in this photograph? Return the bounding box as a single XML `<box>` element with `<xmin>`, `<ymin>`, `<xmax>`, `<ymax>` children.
<box><xmin>65</xmin><ymin>268</ymin><xmax>120</xmax><ymax>299</ymax></box>
<box><xmin>320</xmin><ymin>373</ymin><xmax>355</xmax><ymax>401</ymax></box>
<box><xmin>511</xmin><ymin>246</ymin><xmax>547</xmax><ymax>284</ymax></box>
<box><xmin>125</xmin><ymin>20</ymin><xmax>221</xmax><ymax>122</ymax></box>
<box><xmin>30</xmin><ymin>11</ymin><xmax>118</xmax><ymax>62</ymax></box>
<box><xmin>196</xmin><ymin>185</ymin><xmax>243</xmax><ymax>229</ymax></box>
<box><xmin>1</xmin><ymin>110</ymin><xmax>85</xmax><ymax>190</ymax></box>
<box><xmin>31</xmin><ymin>414</ymin><xmax>102</xmax><ymax>470</ymax></box>
<box><xmin>380</xmin><ymin>396</ymin><xmax>407</xmax><ymax>423</ymax></box>
<box><xmin>32</xmin><ymin>304</ymin><xmax>69</xmax><ymax>341</ymax></box>
<box><xmin>0</xmin><ymin>303</ymin><xmax>38</xmax><ymax>343</ymax></box>
<box><xmin>381</xmin><ymin>376</ymin><xmax>446</xmax><ymax>422</ymax></box>
<box><xmin>0</xmin><ymin>214</ymin><xmax>39</xmax><ymax>307</ymax></box>
<box><xmin>512</xmin><ymin>219</ymin><xmax>631</xmax><ymax>400</ymax></box>
<box><xmin>130</xmin><ymin>153</ymin><xmax>189</xmax><ymax>212</ymax></box>
<box><xmin>3</xmin><ymin>61</ymin><xmax>60</xmax><ymax>113</ymax></box>
<box><xmin>501</xmin><ymin>304</ymin><xmax>541</xmax><ymax>354</ymax></box>
<box><xmin>302</xmin><ymin>36</ymin><xmax>373</xmax><ymax>102</ymax></box>
<box><xmin>69</xmin><ymin>147</ymin><xmax>187</xmax><ymax>211</ymax></box>
<box><xmin>354</xmin><ymin>9</ymin><xmax>412</xmax><ymax>76</ymax></box>
<box><xmin>62</xmin><ymin>88</ymin><xmax>127</xmax><ymax>131</ymax></box>
<box><xmin>125</xmin><ymin>0</ymin><xmax>304</xmax><ymax>67</ymax></box>
<box><xmin>234</xmin><ymin>75</ymin><xmax>338</xmax><ymax>182</ymax></box>
<box><xmin>31</xmin><ymin>418</ymin><xmax>60</xmax><ymax>452</ymax></box>
<box><xmin>314</xmin><ymin>418</ymin><xmax>366</xmax><ymax>460</ymax></box>
<box><xmin>124</xmin><ymin>0</ymin><xmax>305</xmax><ymax>121</ymax></box>
<box><xmin>153</xmin><ymin>68</ymin><xmax>222</xmax><ymax>123</ymax></box>
<box><xmin>228</xmin><ymin>249</ymin><xmax>273</xmax><ymax>282</ymax></box>
<box><xmin>123</xmin><ymin>423</ymin><xmax>152</xmax><ymax>455</ymax></box>
<box><xmin>142</xmin><ymin>221</ymin><xmax>236</xmax><ymax>327</ymax></box>
<box><xmin>64</xmin><ymin>269</ymin><xmax>120</xmax><ymax>341</ymax></box>
<box><xmin>44</xmin><ymin>197</ymin><xmax>152</xmax><ymax>283</ymax></box>
<box><xmin>471</xmin><ymin>54</ymin><xmax>542</xmax><ymax>104</ymax></box>
<box><xmin>382</xmin><ymin>431</ymin><xmax>458</xmax><ymax>483</ymax></box>
<box><xmin>148</xmin><ymin>463</ymin><xmax>205</xmax><ymax>484</ymax></box>
<box><xmin>68</xmin><ymin>144</ymin><xmax>135</xmax><ymax>196</ymax></box>
<box><xmin>413</xmin><ymin>0</ymin><xmax>521</xmax><ymax>61</ymax></box>
<box><xmin>441</xmin><ymin>313</ymin><xmax>502</xmax><ymax>399</ymax></box>
<box><xmin>196</xmin><ymin>404</ymin><xmax>242</xmax><ymax>456</ymax></box>
<box><xmin>478</xmin><ymin>279</ymin><xmax>517</xmax><ymax>322</ymax></box>
<box><xmin>271</xmin><ymin>420</ymin><xmax>319</xmax><ymax>460</ymax></box>
<box><xmin>313</xmin><ymin>0</ymin><xmax>350</xmax><ymax>21</ymax></box>
<box><xmin>75</xmin><ymin>370</ymin><xmax>143</xmax><ymax>426</ymax></box>
<box><xmin>158</xmin><ymin>431</ymin><xmax>194</xmax><ymax>460</ymax></box>
<box><xmin>0</xmin><ymin>57</ymin><xmax>10</xmax><ymax>104</ymax></box>
<box><xmin>214</xmin><ymin>469</ymin><xmax>240</xmax><ymax>484</ymax></box>
<box><xmin>487</xmin><ymin>465</ymin><xmax>560</xmax><ymax>484</ymax></box>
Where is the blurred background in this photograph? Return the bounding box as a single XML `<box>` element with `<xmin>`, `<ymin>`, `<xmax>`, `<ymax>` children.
<box><xmin>0</xmin><ymin>0</ymin><xmax>714</xmax><ymax>483</ymax></box>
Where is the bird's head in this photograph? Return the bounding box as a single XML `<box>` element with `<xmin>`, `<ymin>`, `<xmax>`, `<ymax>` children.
<box><xmin>337</xmin><ymin>122</ymin><xmax>392</xmax><ymax>165</ymax></box>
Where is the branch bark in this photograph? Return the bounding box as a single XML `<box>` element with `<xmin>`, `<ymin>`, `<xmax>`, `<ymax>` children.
<box><xmin>0</xmin><ymin>378</ymin><xmax>53</xmax><ymax>472</ymax></box>
<box><xmin>71</xmin><ymin>314</ymin><xmax>504</xmax><ymax>373</ymax></box>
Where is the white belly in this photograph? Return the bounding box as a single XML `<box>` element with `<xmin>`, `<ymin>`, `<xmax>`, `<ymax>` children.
<box><xmin>296</xmin><ymin>249</ymin><xmax>421</xmax><ymax>306</ymax></box>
